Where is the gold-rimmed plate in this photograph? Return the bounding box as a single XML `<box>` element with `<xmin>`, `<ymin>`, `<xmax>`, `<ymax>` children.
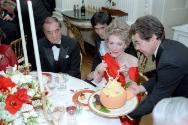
<box><xmin>72</xmin><ymin>89</ymin><xmax>95</xmax><ymax>107</ymax></box>
<box><xmin>88</xmin><ymin>90</ymin><xmax>138</xmax><ymax>118</ymax></box>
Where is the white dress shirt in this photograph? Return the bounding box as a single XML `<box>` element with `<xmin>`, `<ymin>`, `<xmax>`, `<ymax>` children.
<box><xmin>52</xmin><ymin>41</ymin><xmax>61</xmax><ymax>61</ymax></box>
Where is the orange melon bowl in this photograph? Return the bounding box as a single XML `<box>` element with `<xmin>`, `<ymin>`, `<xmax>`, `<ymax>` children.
<box><xmin>99</xmin><ymin>89</ymin><xmax>127</xmax><ymax>109</ymax></box>
<box><xmin>126</xmin><ymin>88</ymin><xmax>134</xmax><ymax>100</ymax></box>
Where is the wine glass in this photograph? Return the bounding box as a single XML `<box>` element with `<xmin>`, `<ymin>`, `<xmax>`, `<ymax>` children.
<box><xmin>66</xmin><ymin>105</ymin><xmax>78</xmax><ymax>125</ymax></box>
<box><xmin>57</xmin><ymin>73</ymin><xmax>67</xmax><ymax>91</ymax></box>
<box><xmin>51</xmin><ymin>106</ymin><xmax>65</xmax><ymax>125</ymax></box>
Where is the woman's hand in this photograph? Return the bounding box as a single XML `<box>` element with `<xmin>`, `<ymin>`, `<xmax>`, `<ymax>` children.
<box><xmin>93</xmin><ymin>61</ymin><xmax>107</xmax><ymax>83</ymax></box>
<box><xmin>118</xmin><ymin>64</ymin><xmax>129</xmax><ymax>74</ymax></box>
<box><xmin>96</xmin><ymin>61</ymin><xmax>107</xmax><ymax>75</ymax></box>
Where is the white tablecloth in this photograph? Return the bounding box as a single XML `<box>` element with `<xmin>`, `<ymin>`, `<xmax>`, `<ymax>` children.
<box><xmin>33</xmin><ymin>72</ymin><xmax>121</xmax><ymax>125</ymax></box>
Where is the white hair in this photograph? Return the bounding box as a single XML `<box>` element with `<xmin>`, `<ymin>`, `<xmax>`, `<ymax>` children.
<box><xmin>152</xmin><ymin>97</ymin><xmax>188</xmax><ymax>125</ymax></box>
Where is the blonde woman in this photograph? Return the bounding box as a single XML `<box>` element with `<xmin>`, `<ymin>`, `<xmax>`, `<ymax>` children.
<box><xmin>93</xmin><ymin>18</ymin><xmax>138</xmax><ymax>86</ymax></box>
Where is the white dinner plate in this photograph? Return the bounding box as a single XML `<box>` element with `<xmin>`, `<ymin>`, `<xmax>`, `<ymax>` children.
<box><xmin>72</xmin><ymin>89</ymin><xmax>95</xmax><ymax>107</ymax></box>
<box><xmin>88</xmin><ymin>90</ymin><xmax>138</xmax><ymax>118</ymax></box>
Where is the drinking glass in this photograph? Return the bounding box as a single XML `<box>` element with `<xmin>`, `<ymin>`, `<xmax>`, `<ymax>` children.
<box><xmin>66</xmin><ymin>105</ymin><xmax>78</xmax><ymax>125</ymax></box>
<box><xmin>57</xmin><ymin>73</ymin><xmax>67</xmax><ymax>91</ymax></box>
<box><xmin>5</xmin><ymin>66</ymin><xmax>13</xmax><ymax>74</ymax></box>
<box><xmin>47</xmin><ymin>74</ymin><xmax>57</xmax><ymax>90</ymax></box>
<box><xmin>50</xmin><ymin>106</ymin><xmax>65</xmax><ymax>125</ymax></box>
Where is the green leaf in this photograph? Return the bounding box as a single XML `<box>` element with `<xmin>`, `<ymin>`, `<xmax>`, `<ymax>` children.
<box><xmin>93</xmin><ymin>102</ymin><xmax>110</xmax><ymax>113</ymax></box>
<box><xmin>124</xmin><ymin>81</ymin><xmax>132</xmax><ymax>89</ymax></box>
<box><xmin>99</xmin><ymin>106</ymin><xmax>110</xmax><ymax>113</ymax></box>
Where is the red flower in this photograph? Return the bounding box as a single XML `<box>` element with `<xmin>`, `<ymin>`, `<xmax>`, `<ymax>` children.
<box><xmin>0</xmin><ymin>121</ymin><xmax>4</xmax><ymax>125</ymax></box>
<box><xmin>5</xmin><ymin>94</ymin><xmax>22</xmax><ymax>114</ymax></box>
<box><xmin>15</xmin><ymin>88</ymin><xmax>31</xmax><ymax>104</ymax></box>
<box><xmin>0</xmin><ymin>76</ymin><xmax>15</xmax><ymax>93</ymax></box>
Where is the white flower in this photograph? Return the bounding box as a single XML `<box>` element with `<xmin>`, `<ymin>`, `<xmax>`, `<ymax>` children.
<box><xmin>21</xmin><ymin>104</ymin><xmax>34</xmax><ymax>112</ymax></box>
<box><xmin>28</xmin><ymin>89</ymin><xmax>35</xmax><ymax>97</ymax></box>
<box><xmin>22</xmin><ymin>110</ymin><xmax>38</xmax><ymax>123</ymax></box>
<box><xmin>0</xmin><ymin>110</ymin><xmax>18</xmax><ymax>122</ymax></box>
<box><xmin>10</xmin><ymin>73</ymin><xmax>33</xmax><ymax>85</ymax></box>
<box><xmin>0</xmin><ymin>71</ymin><xmax>6</xmax><ymax>76</ymax></box>
<box><xmin>10</xmin><ymin>86</ymin><xmax>18</xmax><ymax>94</ymax></box>
<box><xmin>10</xmin><ymin>72</ymin><xmax>23</xmax><ymax>84</ymax></box>
<box><xmin>13</xmin><ymin>117</ymin><xmax>25</xmax><ymax>125</ymax></box>
<box><xmin>32</xmin><ymin>100</ymin><xmax>42</xmax><ymax>107</ymax></box>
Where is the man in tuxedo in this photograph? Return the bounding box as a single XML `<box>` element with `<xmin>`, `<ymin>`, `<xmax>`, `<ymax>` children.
<box><xmin>38</xmin><ymin>17</ymin><xmax>81</xmax><ymax>78</ymax></box>
<box><xmin>128</xmin><ymin>15</ymin><xmax>188</xmax><ymax>119</ymax></box>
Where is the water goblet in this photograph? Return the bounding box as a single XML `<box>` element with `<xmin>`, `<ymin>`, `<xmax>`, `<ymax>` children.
<box><xmin>51</xmin><ymin>106</ymin><xmax>65</xmax><ymax>125</ymax></box>
<box><xmin>5</xmin><ymin>66</ymin><xmax>13</xmax><ymax>74</ymax></box>
<box><xmin>45</xmin><ymin>74</ymin><xmax>55</xmax><ymax>90</ymax></box>
<box><xmin>66</xmin><ymin>105</ymin><xmax>78</xmax><ymax>125</ymax></box>
<box><xmin>48</xmin><ymin>81</ymin><xmax>55</xmax><ymax>90</ymax></box>
<box><xmin>57</xmin><ymin>73</ymin><xmax>67</xmax><ymax>91</ymax></box>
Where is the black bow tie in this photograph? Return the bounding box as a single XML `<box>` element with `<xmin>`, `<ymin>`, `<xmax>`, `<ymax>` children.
<box><xmin>51</xmin><ymin>44</ymin><xmax>61</xmax><ymax>48</ymax></box>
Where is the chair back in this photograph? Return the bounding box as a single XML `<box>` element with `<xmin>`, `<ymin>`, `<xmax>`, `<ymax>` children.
<box><xmin>63</xmin><ymin>16</ymin><xmax>86</xmax><ymax>54</ymax></box>
<box><xmin>10</xmin><ymin>37</ymin><xmax>26</xmax><ymax>64</ymax></box>
<box><xmin>137</xmin><ymin>51</ymin><xmax>147</xmax><ymax>74</ymax></box>
<box><xmin>80</xmin><ymin>52</ymin><xmax>83</xmax><ymax>71</ymax></box>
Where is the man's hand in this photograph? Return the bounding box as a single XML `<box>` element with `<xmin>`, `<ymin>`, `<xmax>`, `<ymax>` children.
<box><xmin>129</xmin><ymin>82</ymin><xmax>146</xmax><ymax>95</ymax></box>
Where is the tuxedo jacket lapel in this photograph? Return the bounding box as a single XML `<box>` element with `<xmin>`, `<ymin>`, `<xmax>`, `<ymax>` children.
<box><xmin>155</xmin><ymin>42</ymin><xmax>165</xmax><ymax>81</ymax></box>
<box><xmin>156</xmin><ymin>42</ymin><xmax>164</xmax><ymax>66</ymax></box>
<box><xmin>59</xmin><ymin>45</ymin><xmax>69</xmax><ymax>60</ymax></box>
<box><xmin>43</xmin><ymin>47</ymin><xmax>54</xmax><ymax>68</ymax></box>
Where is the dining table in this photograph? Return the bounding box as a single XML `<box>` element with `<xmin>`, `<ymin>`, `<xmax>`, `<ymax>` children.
<box><xmin>31</xmin><ymin>72</ymin><xmax>121</xmax><ymax>125</ymax></box>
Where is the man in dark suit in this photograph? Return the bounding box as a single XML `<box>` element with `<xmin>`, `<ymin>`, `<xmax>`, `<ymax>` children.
<box><xmin>128</xmin><ymin>15</ymin><xmax>188</xmax><ymax>120</ymax></box>
<box><xmin>38</xmin><ymin>17</ymin><xmax>81</xmax><ymax>78</ymax></box>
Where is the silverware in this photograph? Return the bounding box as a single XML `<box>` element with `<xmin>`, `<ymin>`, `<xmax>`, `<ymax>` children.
<box><xmin>84</xmin><ymin>79</ymin><xmax>97</xmax><ymax>87</ymax></box>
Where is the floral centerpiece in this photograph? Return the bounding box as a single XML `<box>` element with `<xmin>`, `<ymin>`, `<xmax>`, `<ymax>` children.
<box><xmin>0</xmin><ymin>70</ymin><xmax>49</xmax><ymax>125</ymax></box>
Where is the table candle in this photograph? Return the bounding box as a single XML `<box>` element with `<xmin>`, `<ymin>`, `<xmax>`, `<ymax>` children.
<box><xmin>27</xmin><ymin>0</ymin><xmax>44</xmax><ymax>92</ymax></box>
<box><xmin>16</xmin><ymin>0</ymin><xmax>29</xmax><ymax>66</ymax></box>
